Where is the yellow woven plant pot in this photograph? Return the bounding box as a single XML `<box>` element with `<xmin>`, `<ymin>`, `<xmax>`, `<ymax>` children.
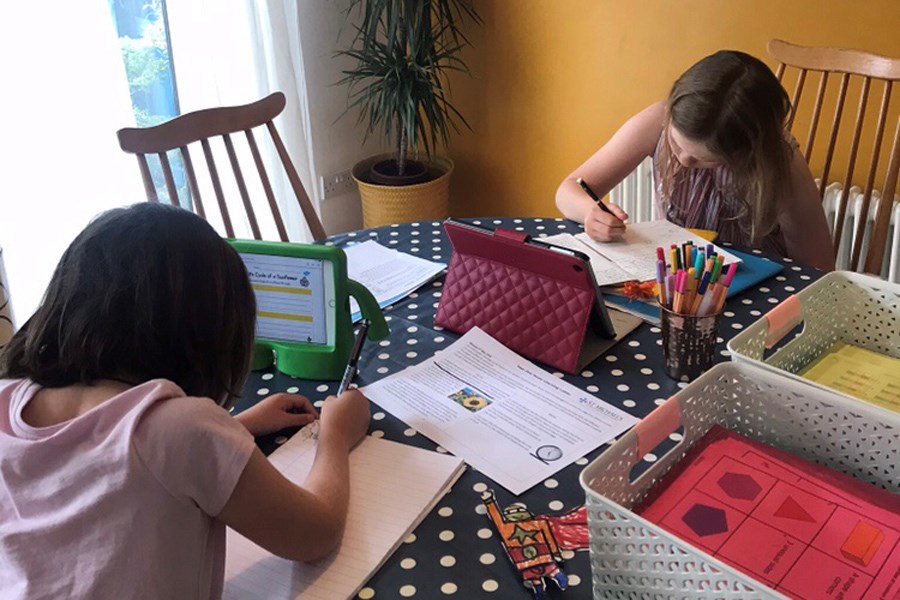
<box><xmin>352</xmin><ymin>154</ymin><xmax>454</xmax><ymax>228</ymax></box>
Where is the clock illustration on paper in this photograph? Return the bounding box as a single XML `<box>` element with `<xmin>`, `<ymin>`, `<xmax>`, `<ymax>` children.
<box><xmin>532</xmin><ymin>444</ymin><xmax>563</xmax><ymax>464</ymax></box>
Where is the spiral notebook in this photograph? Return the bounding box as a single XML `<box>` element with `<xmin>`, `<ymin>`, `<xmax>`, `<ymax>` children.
<box><xmin>224</xmin><ymin>423</ymin><xmax>466</xmax><ymax>600</ymax></box>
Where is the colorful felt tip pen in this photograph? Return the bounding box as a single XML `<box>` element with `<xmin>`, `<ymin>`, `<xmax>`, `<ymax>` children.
<box><xmin>674</xmin><ymin>270</ymin><xmax>688</xmax><ymax>314</ymax></box>
<box><xmin>693</xmin><ymin>251</ymin><xmax>704</xmax><ymax>275</ymax></box>
<box><xmin>656</xmin><ymin>259</ymin><xmax>667</xmax><ymax>306</ymax></box>
<box><xmin>713</xmin><ymin>263</ymin><xmax>738</xmax><ymax>313</ymax></box>
<box><xmin>689</xmin><ymin>271</ymin><xmax>711</xmax><ymax>315</ymax></box>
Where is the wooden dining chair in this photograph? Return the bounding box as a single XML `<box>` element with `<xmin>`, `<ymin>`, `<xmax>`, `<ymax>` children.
<box><xmin>117</xmin><ymin>92</ymin><xmax>327</xmax><ymax>242</ymax></box>
<box><xmin>768</xmin><ymin>39</ymin><xmax>900</xmax><ymax>275</ymax></box>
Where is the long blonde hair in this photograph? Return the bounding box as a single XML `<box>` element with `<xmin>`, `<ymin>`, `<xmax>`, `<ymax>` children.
<box><xmin>658</xmin><ymin>50</ymin><xmax>793</xmax><ymax>243</ymax></box>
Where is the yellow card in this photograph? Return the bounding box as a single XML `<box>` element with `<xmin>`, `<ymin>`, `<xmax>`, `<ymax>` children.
<box><xmin>685</xmin><ymin>228</ymin><xmax>718</xmax><ymax>242</ymax></box>
<box><xmin>801</xmin><ymin>346</ymin><xmax>900</xmax><ymax>412</ymax></box>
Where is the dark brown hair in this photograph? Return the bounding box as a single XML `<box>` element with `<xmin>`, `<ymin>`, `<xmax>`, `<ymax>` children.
<box><xmin>0</xmin><ymin>203</ymin><xmax>256</xmax><ymax>405</ymax></box>
<box><xmin>659</xmin><ymin>50</ymin><xmax>793</xmax><ymax>242</ymax></box>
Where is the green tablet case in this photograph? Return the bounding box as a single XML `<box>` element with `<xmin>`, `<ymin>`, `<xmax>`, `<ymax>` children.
<box><xmin>229</xmin><ymin>239</ymin><xmax>388</xmax><ymax>380</ymax></box>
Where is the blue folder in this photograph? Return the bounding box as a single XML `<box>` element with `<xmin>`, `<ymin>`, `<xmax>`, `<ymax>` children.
<box><xmin>723</xmin><ymin>248</ymin><xmax>786</xmax><ymax>297</ymax></box>
<box><xmin>603</xmin><ymin>249</ymin><xmax>785</xmax><ymax>324</ymax></box>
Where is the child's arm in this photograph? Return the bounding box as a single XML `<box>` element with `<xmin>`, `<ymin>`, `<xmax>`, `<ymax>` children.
<box><xmin>217</xmin><ymin>389</ymin><xmax>370</xmax><ymax>562</ymax></box>
<box><xmin>556</xmin><ymin>102</ymin><xmax>665</xmax><ymax>242</ymax></box>
<box><xmin>778</xmin><ymin>148</ymin><xmax>836</xmax><ymax>272</ymax></box>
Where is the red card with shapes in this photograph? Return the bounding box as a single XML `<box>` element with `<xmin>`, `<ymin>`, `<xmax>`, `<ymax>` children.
<box><xmin>696</xmin><ymin>455</ymin><xmax>777</xmax><ymax>513</ymax></box>
<box><xmin>866</xmin><ymin>546</ymin><xmax>900</xmax><ymax>599</ymax></box>
<box><xmin>658</xmin><ymin>490</ymin><xmax>747</xmax><ymax>554</ymax></box>
<box><xmin>811</xmin><ymin>507</ymin><xmax>898</xmax><ymax>577</ymax></box>
<box><xmin>634</xmin><ymin>425</ymin><xmax>899</xmax><ymax>599</ymax></box>
<box><xmin>753</xmin><ymin>481</ymin><xmax>836</xmax><ymax>543</ymax></box>
<box><xmin>718</xmin><ymin>518</ymin><xmax>805</xmax><ymax>586</ymax></box>
<box><xmin>779</xmin><ymin>547</ymin><xmax>872</xmax><ymax>600</ymax></box>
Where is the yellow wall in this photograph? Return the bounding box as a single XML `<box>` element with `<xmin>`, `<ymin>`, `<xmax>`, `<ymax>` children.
<box><xmin>447</xmin><ymin>0</ymin><xmax>900</xmax><ymax>218</ymax></box>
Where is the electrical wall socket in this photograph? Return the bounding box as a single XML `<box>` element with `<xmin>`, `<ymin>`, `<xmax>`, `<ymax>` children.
<box><xmin>320</xmin><ymin>169</ymin><xmax>356</xmax><ymax>199</ymax></box>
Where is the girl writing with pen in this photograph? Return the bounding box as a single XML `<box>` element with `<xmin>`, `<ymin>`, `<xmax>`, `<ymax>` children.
<box><xmin>0</xmin><ymin>203</ymin><xmax>371</xmax><ymax>599</ymax></box>
<box><xmin>556</xmin><ymin>50</ymin><xmax>835</xmax><ymax>272</ymax></box>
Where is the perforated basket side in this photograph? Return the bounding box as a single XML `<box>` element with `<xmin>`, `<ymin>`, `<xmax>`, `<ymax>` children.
<box><xmin>728</xmin><ymin>271</ymin><xmax>900</xmax><ymax>376</ymax></box>
<box><xmin>583</xmin><ymin>496</ymin><xmax>782</xmax><ymax>599</ymax></box>
<box><xmin>579</xmin><ymin>362</ymin><xmax>899</xmax><ymax>598</ymax></box>
<box><xmin>715</xmin><ymin>366</ymin><xmax>899</xmax><ymax>492</ymax></box>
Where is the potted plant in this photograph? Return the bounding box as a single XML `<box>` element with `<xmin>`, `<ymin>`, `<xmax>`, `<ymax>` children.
<box><xmin>338</xmin><ymin>0</ymin><xmax>480</xmax><ymax>227</ymax></box>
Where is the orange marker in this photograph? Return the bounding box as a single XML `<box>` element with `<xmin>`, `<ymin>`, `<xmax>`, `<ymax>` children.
<box><xmin>673</xmin><ymin>271</ymin><xmax>685</xmax><ymax>314</ymax></box>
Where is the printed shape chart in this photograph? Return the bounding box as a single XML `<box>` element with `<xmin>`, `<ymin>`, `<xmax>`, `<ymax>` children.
<box><xmin>637</xmin><ymin>427</ymin><xmax>900</xmax><ymax>599</ymax></box>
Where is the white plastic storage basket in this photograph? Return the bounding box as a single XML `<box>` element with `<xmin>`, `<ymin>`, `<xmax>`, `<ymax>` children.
<box><xmin>579</xmin><ymin>362</ymin><xmax>899</xmax><ymax>599</ymax></box>
<box><xmin>726</xmin><ymin>270</ymin><xmax>899</xmax><ymax>409</ymax></box>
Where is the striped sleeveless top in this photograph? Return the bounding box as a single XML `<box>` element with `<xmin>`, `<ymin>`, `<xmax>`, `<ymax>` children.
<box><xmin>651</xmin><ymin>133</ymin><xmax>789</xmax><ymax>257</ymax></box>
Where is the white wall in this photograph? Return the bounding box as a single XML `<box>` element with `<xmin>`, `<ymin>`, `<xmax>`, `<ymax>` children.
<box><xmin>295</xmin><ymin>1</ymin><xmax>383</xmax><ymax>235</ymax></box>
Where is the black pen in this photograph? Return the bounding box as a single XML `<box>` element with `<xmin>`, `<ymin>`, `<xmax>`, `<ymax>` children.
<box><xmin>338</xmin><ymin>319</ymin><xmax>370</xmax><ymax>394</ymax></box>
<box><xmin>576</xmin><ymin>177</ymin><xmax>619</xmax><ymax>219</ymax></box>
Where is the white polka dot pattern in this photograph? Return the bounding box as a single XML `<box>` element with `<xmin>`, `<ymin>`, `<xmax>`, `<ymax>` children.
<box><xmin>231</xmin><ymin>218</ymin><xmax>823</xmax><ymax>600</ymax></box>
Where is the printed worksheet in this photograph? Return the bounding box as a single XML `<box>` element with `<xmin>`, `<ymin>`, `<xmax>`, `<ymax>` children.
<box><xmin>361</xmin><ymin>327</ymin><xmax>638</xmax><ymax>494</ymax></box>
<box><xmin>345</xmin><ymin>240</ymin><xmax>446</xmax><ymax>321</ymax></box>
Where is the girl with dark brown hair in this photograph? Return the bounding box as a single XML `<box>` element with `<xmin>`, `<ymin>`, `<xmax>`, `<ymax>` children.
<box><xmin>0</xmin><ymin>203</ymin><xmax>370</xmax><ymax>599</ymax></box>
<box><xmin>556</xmin><ymin>50</ymin><xmax>834</xmax><ymax>271</ymax></box>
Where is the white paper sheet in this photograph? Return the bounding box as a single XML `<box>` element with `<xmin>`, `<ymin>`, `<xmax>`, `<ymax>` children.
<box><xmin>545</xmin><ymin>220</ymin><xmax>742</xmax><ymax>285</ymax></box>
<box><xmin>345</xmin><ymin>241</ymin><xmax>446</xmax><ymax>321</ymax></box>
<box><xmin>224</xmin><ymin>423</ymin><xmax>465</xmax><ymax>600</ymax></box>
<box><xmin>360</xmin><ymin>328</ymin><xmax>638</xmax><ymax>494</ymax></box>
<box><xmin>542</xmin><ymin>233</ymin><xmax>632</xmax><ymax>286</ymax></box>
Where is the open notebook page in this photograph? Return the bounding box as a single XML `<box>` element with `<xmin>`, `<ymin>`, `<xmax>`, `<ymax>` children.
<box><xmin>224</xmin><ymin>423</ymin><xmax>466</xmax><ymax>600</ymax></box>
<box><xmin>574</xmin><ymin>220</ymin><xmax>742</xmax><ymax>283</ymax></box>
<box><xmin>541</xmin><ymin>233</ymin><xmax>632</xmax><ymax>286</ymax></box>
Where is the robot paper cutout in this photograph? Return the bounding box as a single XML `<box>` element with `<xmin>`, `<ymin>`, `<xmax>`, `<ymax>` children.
<box><xmin>481</xmin><ymin>490</ymin><xmax>589</xmax><ymax>599</ymax></box>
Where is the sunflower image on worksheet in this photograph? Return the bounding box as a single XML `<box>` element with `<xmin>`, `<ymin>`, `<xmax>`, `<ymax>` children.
<box><xmin>449</xmin><ymin>387</ymin><xmax>491</xmax><ymax>413</ymax></box>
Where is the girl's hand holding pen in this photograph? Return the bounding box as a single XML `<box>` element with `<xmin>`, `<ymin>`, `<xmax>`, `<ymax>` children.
<box><xmin>583</xmin><ymin>201</ymin><xmax>629</xmax><ymax>242</ymax></box>
<box><xmin>576</xmin><ymin>176</ymin><xmax>628</xmax><ymax>242</ymax></box>
<box><xmin>319</xmin><ymin>389</ymin><xmax>371</xmax><ymax>451</ymax></box>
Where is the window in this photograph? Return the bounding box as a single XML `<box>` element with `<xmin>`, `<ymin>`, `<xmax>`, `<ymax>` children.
<box><xmin>109</xmin><ymin>0</ymin><xmax>188</xmax><ymax>205</ymax></box>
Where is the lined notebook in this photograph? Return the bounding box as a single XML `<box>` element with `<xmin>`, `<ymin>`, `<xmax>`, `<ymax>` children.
<box><xmin>224</xmin><ymin>423</ymin><xmax>466</xmax><ymax>600</ymax></box>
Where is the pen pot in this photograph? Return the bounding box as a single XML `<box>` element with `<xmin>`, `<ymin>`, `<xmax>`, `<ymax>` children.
<box><xmin>658</xmin><ymin>303</ymin><xmax>722</xmax><ymax>381</ymax></box>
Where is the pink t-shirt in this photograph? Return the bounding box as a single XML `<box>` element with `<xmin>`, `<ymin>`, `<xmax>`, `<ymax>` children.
<box><xmin>0</xmin><ymin>378</ymin><xmax>256</xmax><ymax>599</ymax></box>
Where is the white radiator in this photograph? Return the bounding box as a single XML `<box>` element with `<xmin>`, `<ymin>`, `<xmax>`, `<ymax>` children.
<box><xmin>608</xmin><ymin>157</ymin><xmax>656</xmax><ymax>224</ymax></box>
<box><xmin>609</xmin><ymin>158</ymin><xmax>900</xmax><ymax>283</ymax></box>
<box><xmin>820</xmin><ymin>182</ymin><xmax>900</xmax><ymax>283</ymax></box>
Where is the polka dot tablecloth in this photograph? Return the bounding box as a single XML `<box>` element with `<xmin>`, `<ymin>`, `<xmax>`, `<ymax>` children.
<box><xmin>231</xmin><ymin>217</ymin><xmax>823</xmax><ymax>599</ymax></box>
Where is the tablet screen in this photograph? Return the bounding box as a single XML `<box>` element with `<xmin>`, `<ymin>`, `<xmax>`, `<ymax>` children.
<box><xmin>240</xmin><ymin>253</ymin><xmax>333</xmax><ymax>345</ymax></box>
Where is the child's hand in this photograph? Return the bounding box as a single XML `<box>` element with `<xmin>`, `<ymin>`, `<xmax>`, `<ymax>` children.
<box><xmin>318</xmin><ymin>389</ymin><xmax>371</xmax><ymax>451</ymax></box>
<box><xmin>584</xmin><ymin>202</ymin><xmax>628</xmax><ymax>242</ymax></box>
<box><xmin>235</xmin><ymin>393</ymin><xmax>319</xmax><ymax>437</ymax></box>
